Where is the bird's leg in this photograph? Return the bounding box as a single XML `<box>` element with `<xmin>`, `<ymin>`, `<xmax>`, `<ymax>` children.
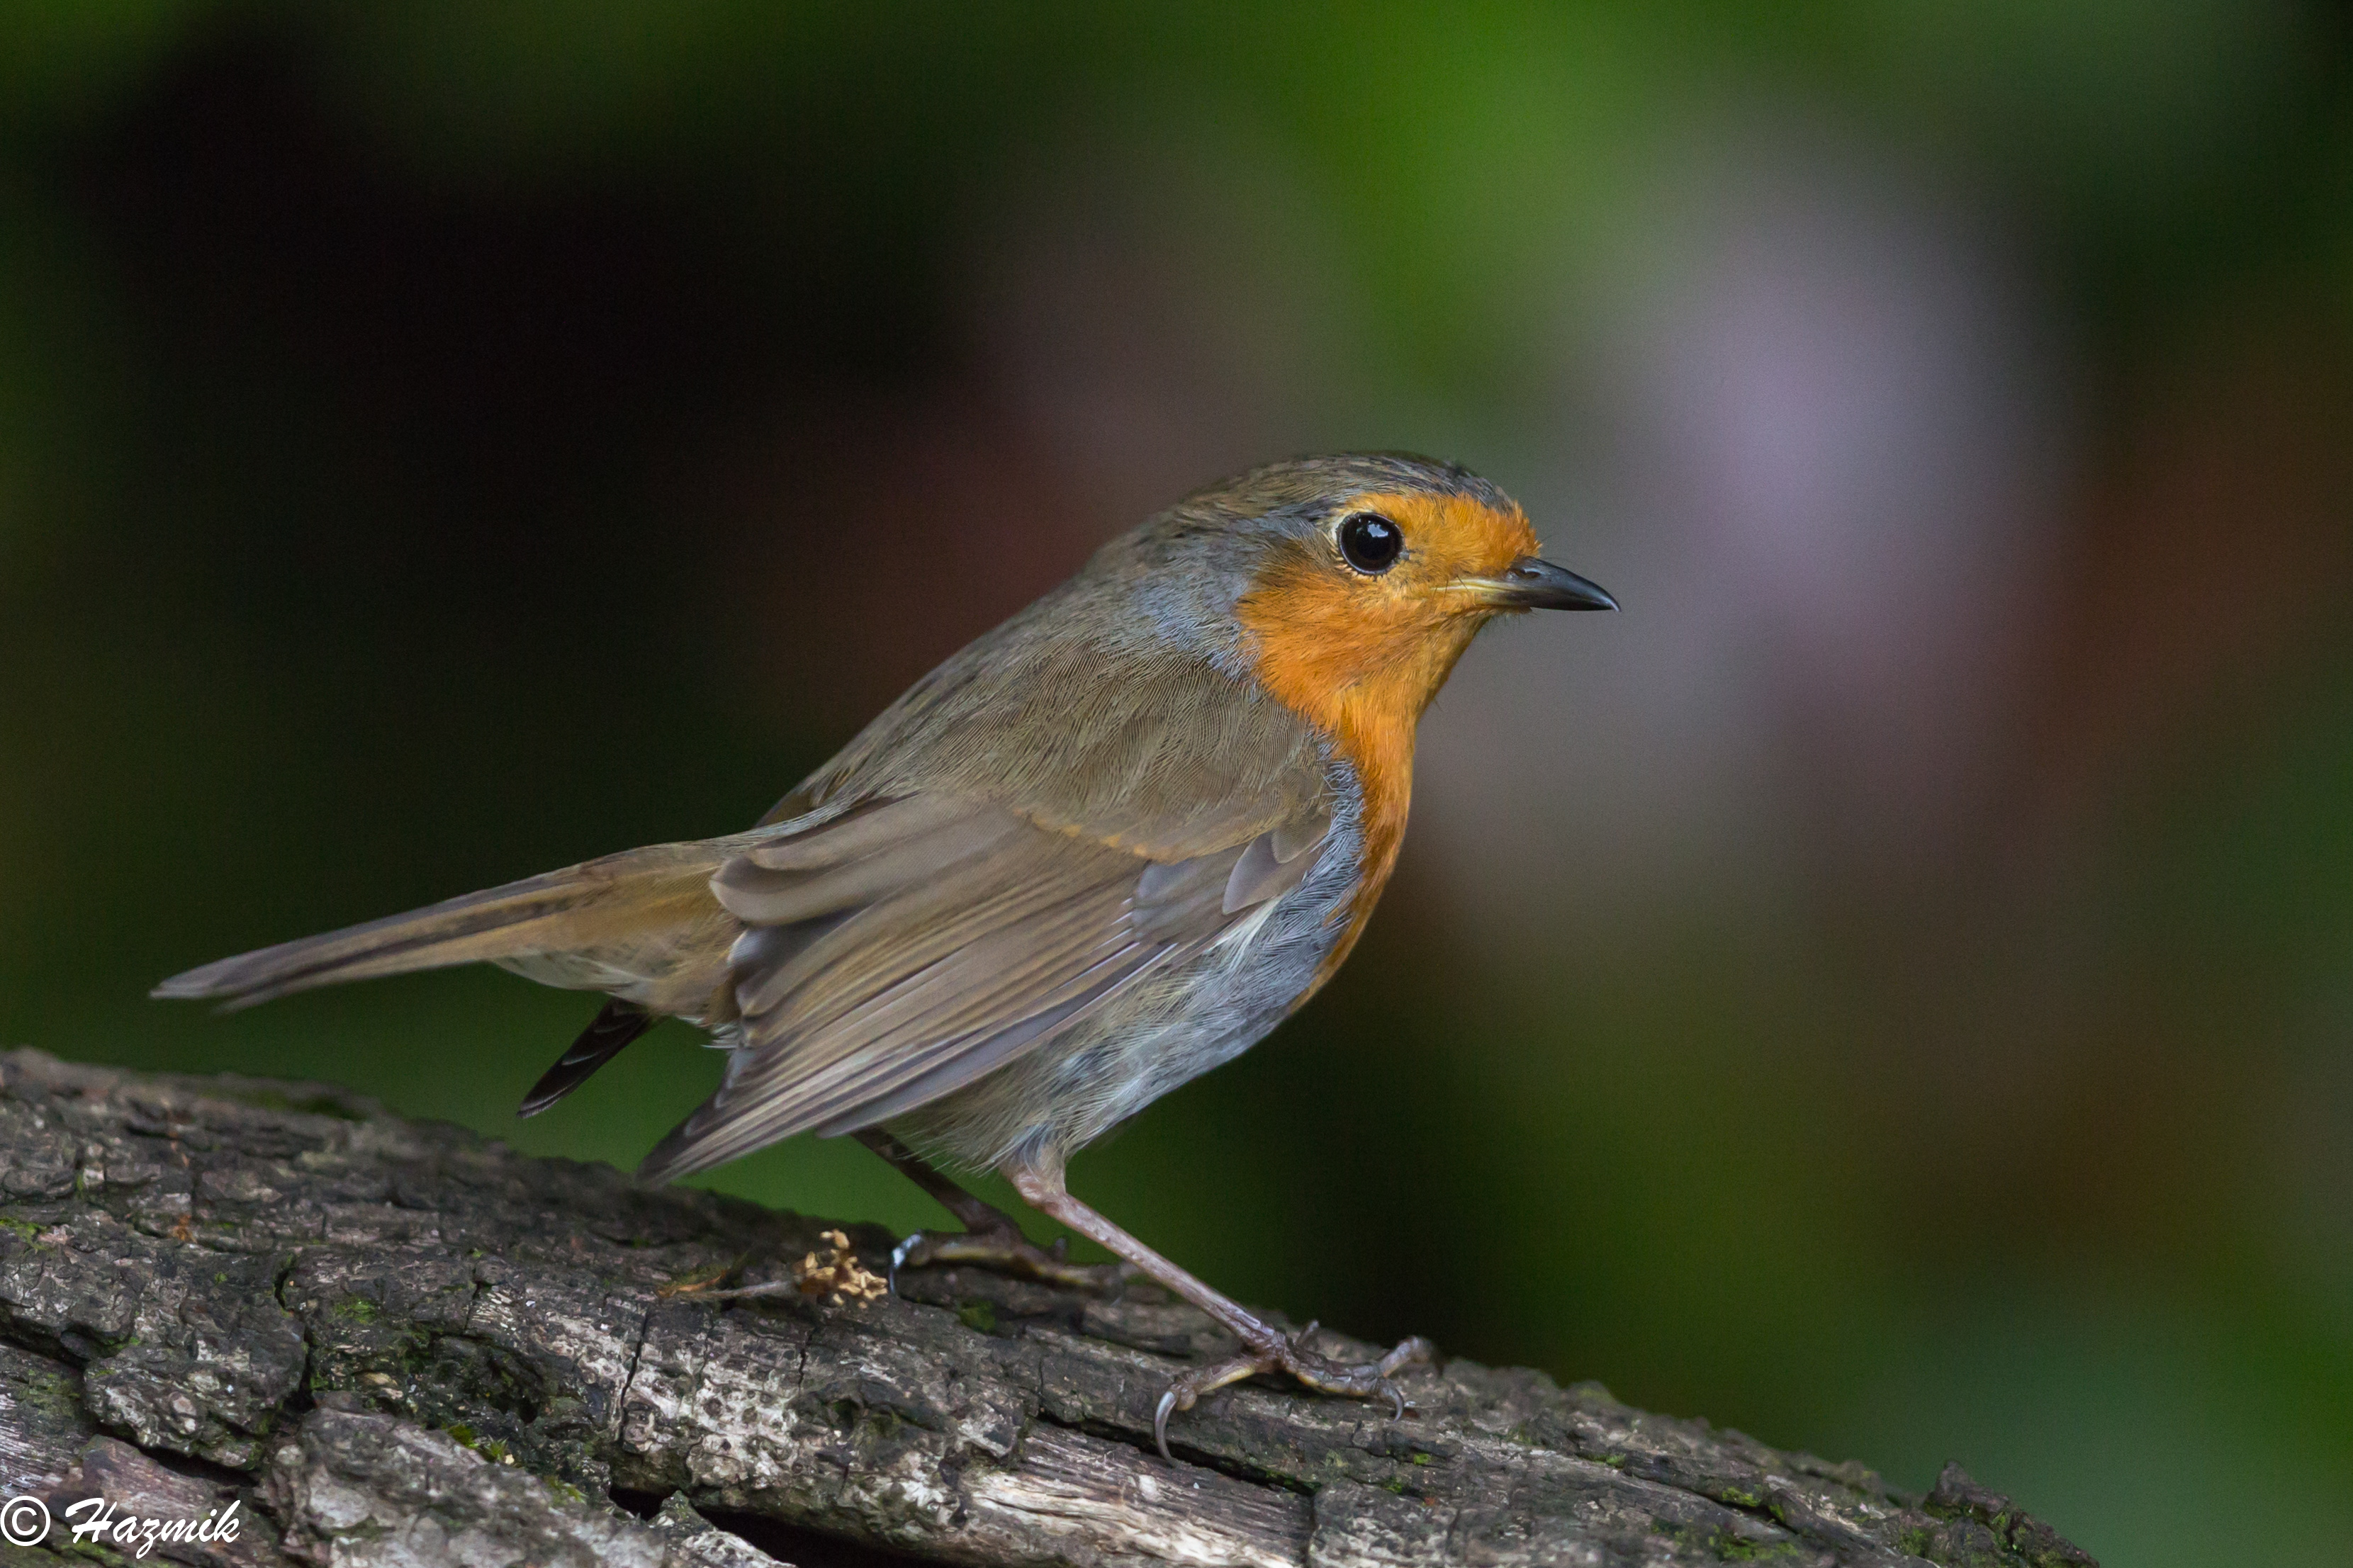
<box><xmin>857</xmin><ymin>1129</ymin><xmax>1133</xmax><ymax>1293</ymax></box>
<box><xmin>1004</xmin><ymin>1156</ymin><xmax>1432</xmax><ymax>1461</ymax></box>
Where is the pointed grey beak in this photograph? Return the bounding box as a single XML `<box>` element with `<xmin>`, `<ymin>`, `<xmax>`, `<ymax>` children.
<box><xmin>1487</xmin><ymin>556</ymin><xmax>1619</xmax><ymax>611</ymax></box>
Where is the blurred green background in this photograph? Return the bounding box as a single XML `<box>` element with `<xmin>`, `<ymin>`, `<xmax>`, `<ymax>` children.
<box><xmin>4</xmin><ymin>4</ymin><xmax>2349</xmax><ymax>1561</ymax></box>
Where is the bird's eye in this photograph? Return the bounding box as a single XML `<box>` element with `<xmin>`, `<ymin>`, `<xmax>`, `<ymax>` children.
<box><xmin>1337</xmin><ymin>512</ymin><xmax>1403</xmax><ymax>575</ymax></box>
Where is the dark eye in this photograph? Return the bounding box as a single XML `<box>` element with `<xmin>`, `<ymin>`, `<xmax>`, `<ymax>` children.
<box><xmin>1337</xmin><ymin>512</ymin><xmax>1403</xmax><ymax>574</ymax></box>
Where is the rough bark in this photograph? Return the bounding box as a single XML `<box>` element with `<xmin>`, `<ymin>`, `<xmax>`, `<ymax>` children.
<box><xmin>0</xmin><ymin>1048</ymin><xmax>2092</xmax><ymax>1567</ymax></box>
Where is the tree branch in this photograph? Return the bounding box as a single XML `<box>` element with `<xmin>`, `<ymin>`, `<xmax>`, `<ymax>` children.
<box><xmin>0</xmin><ymin>1049</ymin><xmax>2091</xmax><ymax>1567</ymax></box>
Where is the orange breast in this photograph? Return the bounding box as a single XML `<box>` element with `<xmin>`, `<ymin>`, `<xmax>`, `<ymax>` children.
<box><xmin>1232</xmin><ymin>502</ymin><xmax>1511</xmax><ymax>986</ymax></box>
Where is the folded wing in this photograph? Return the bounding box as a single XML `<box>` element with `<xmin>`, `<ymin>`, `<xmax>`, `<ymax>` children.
<box><xmin>637</xmin><ymin>792</ymin><xmax>1329</xmax><ymax>1183</ymax></box>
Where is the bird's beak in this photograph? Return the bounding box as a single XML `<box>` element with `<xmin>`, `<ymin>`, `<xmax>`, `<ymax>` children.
<box><xmin>1461</xmin><ymin>556</ymin><xmax>1619</xmax><ymax>612</ymax></box>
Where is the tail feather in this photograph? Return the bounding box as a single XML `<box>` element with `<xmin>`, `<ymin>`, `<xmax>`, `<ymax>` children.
<box><xmin>152</xmin><ymin>841</ymin><xmax>731</xmax><ymax>1011</ymax></box>
<box><xmin>517</xmin><ymin>998</ymin><xmax>657</xmax><ymax>1117</ymax></box>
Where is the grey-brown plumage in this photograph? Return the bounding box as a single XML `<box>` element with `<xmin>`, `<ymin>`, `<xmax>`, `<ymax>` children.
<box><xmin>159</xmin><ymin>460</ymin><xmax>1380</xmax><ymax>1175</ymax></box>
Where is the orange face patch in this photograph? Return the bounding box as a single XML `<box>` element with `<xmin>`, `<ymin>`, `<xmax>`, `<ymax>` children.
<box><xmin>1235</xmin><ymin>489</ymin><xmax>1540</xmax><ymax>728</ymax></box>
<box><xmin>1233</xmin><ymin>488</ymin><xmax>1539</xmax><ymax>977</ymax></box>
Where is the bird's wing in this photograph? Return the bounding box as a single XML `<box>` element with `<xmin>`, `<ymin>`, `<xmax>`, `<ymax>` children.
<box><xmin>636</xmin><ymin>790</ymin><xmax>1331</xmax><ymax>1183</ymax></box>
<box><xmin>783</xmin><ymin>618</ymin><xmax>1334</xmax><ymax>859</ymax></box>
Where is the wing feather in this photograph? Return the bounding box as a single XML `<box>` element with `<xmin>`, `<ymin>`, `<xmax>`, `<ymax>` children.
<box><xmin>636</xmin><ymin>793</ymin><xmax>1331</xmax><ymax>1183</ymax></box>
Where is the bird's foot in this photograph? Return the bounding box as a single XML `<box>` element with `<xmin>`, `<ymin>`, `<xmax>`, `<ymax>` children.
<box><xmin>891</xmin><ymin>1223</ymin><xmax>1138</xmax><ymax>1295</ymax></box>
<box><xmin>1152</xmin><ymin>1324</ymin><xmax>1433</xmax><ymax>1461</ymax></box>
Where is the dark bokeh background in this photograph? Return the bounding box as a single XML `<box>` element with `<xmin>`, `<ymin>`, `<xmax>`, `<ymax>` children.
<box><xmin>4</xmin><ymin>6</ymin><xmax>2350</xmax><ymax>1561</ymax></box>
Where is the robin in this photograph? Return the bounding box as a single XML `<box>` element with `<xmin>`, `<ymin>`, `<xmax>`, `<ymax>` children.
<box><xmin>156</xmin><ymin>452</ymin><xmax>1616</xmax><ymax>1457</ymax></box>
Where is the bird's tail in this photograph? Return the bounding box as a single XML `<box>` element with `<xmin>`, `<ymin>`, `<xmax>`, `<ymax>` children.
<box><xmin>152</xmin><ymin>840</ymin><xmax>734</xmax><ymax>1011</ymax></box>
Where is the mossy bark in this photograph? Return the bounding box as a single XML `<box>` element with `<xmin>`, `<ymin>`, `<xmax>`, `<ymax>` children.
<box><xmin>0</xmin><ymin>1049</ymin><xmax>2093</xmax><ymax>1567</ymax></box>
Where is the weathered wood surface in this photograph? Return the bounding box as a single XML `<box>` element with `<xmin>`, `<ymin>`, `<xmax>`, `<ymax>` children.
<box><xmin>0</xmin><ymin>1049</ymin><xmax>2092</xmax><ymax>1567</ymax></box>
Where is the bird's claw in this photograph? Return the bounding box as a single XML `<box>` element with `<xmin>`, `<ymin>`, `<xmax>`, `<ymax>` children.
<box><xmin>888</xmin><ymin>1231</ymin><xmax>923</xmax><ymax>1296</ymax></box>
<box><xmin>1152</xmin><ymin>1326</ymin><xmax>1433</xmax><ymax>1461</ymax></box>
<box><xmin>887</xmin><ymin>1225</ymin><xmax>1135</xmax><ymax>1297</ymax></box>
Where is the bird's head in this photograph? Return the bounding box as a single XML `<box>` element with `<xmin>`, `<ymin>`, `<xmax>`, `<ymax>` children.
<box><xmin>1117</xmin><ymin>453</ymin><xmax>1614</xmax><ymax>747</ymax></box>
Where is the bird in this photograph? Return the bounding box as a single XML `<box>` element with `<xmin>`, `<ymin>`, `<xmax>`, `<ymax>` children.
<box><xmin>155</xmin><ymin>451</ymin><xmax>1616</xmax><ymax>1457</ymax></box>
